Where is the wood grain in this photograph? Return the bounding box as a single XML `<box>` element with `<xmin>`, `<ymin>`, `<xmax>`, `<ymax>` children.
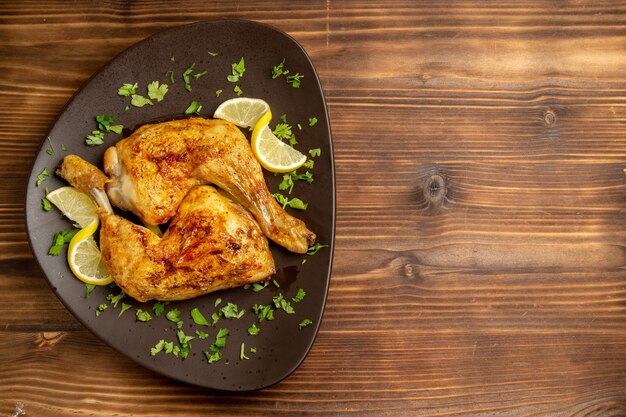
<box><xmin>1</xmin><ymin>0</ymin><xmax>626</xmax><ymax>415</ymax></box>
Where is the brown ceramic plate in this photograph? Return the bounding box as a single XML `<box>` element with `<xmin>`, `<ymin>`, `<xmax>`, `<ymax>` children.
<box><xmin>25</xmin><ymin>20</ymin><xmax>334</xmax><ymax>391</ymax></box>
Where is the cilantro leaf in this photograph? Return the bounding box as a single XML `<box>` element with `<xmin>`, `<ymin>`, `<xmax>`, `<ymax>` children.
<box><xmin>273</xmin><ymin>293</ymin><xmax>295</xmax><ymax>314</ymax></box>
<box><xmin>247</xmin><ymin>323</ymin><xmax>260</xmax><ymax>336</ymax></box>
<box><xmin>85</xmin><ymin>130</ymin><xmax>105</xmax><ymax>146</ymax></box>
<box><xmin>176</xmin><ymin>329</ymin><xmax>195</xmax><ymax>360</ymax></box>
<box><xmin>204</xmin><ymin>350</ymin><xmax>221</xmax><ymax>363</ymax></box>
<box><xmin>309</xmin><ymin>148</ymin><xmax>321</xmax><ymax>157</ymax></box>
<box><xmin>184</xmin><ymin>100</ymin><xmax>202</xmax><ymax>115</ymax></box>
<box><xmin>308</xmin><ymin>117</ymin><xmax>318</xmax><ymax>126</ymax></box>
<box><xmin>214</xmin><ymin>298</ymin><xmax>222</xmax><ymax>307</ymax></box>
<box><xmin>106</xmin><ymin>290</ymin><xmax>125</xmax><ymax>308</ymax></box>
<box><xmin>118</xmin><ymin>82</ymin><xmax>138</xmax><ymax>97</ymax></box>
<box><xmin>182</xmin><ymin>63</ymin><xmax>195</xmax><ymax>91</ymax></box>
<box><xmin>215</xmin><ymin>89</ymin><xmax>223</xmax><ymax>97</ymax></box>
<box><xmin>273</xmin><ymin>123</ymin><xmax>292</xmax><ymax>141</ymax></box>
<box><xmin>41</xmin><ymin>195</ymin><xmax>52</xmax><ymax>211</ymax></box>
<box><xmin>227</xmin><ymin>57</ymin><xmax>245</xmax><ymax>82</ymax></box>
<box><xmin>151</xmin><ymin>340</ymin><xmax>165</xmax><ymax>356</ymax></box>
<box><xmin>95</xmin><ymin>304</ymin><xmax>108</xmax><ymax>317</ymax></box>
<box><xmin>153</xmin><ymin>301</ymin><xmax>169</xmax><ymax>317</ymax></box>
<box><xmin>286</xmin><ymin>73</ymin><xmax>304</xmax><ymax>88</ymax></box>
<box><xmin>299</xmin><ymin>319</ymin><xmax>313</xmax><ymax>329</ymax></box>
<box><xmin>292</xmin><ymin>288</ymin><xmax>306</xmax><ymax>302</ymax></box>
<box><xmin>36</xmin><ymin>168</ymin><xmax>49</xmax><ymax>187</ymax></box>
<box><xmin>307</xmin><ymin>242</ymin><xmax>328</xmax><ymax>255</ymax></box>
<box><xmin>234</xmin><ymin>85</ymin><xmax>243</xmax><ymax>96</ymax></box>
<box><xmin>193</xmin><ymin>70</ymin><xmax>208</xmax><ymax>79</ymax></box>
<box><xmin>147</xmin><ymin>81</ymin><xmax>168</xmax><ymax>102</ymax></box>
<box><xmin>190</xmin><ymin>308</ymin><xmax>210</xmax><ymax>326</ymax></box>
<box><xmin>136</xmin><ymin>309</ymin><xmax>153</xmax><ymax>322</ymax></box>
<box><xmin>84</xmin><ymin>283</ymin><xmax>96</xmax><ymax>298</ymax></box>
<box><xmin>252</xmin><ymin>304</ymin><xmax>275</xmax><ymax>322</ymax></box>
<box><xmin>240</xmin><ymin>342</ymin><xmax>249</xmax><ymax>360</ymax></box>
<box><xmin>252</xmin><ymin>281</ymin><xmax>269</xmax><ymax>292</ymax></box>
<box><xmin>46</xmin><ymin>137</ymin><xmax>55</xmax><ymax>156</ymax></box>
<box><xmin>207</xmin><ymin>51</ymin><xmax>219</xmax><ymax>57</ymax></box>
<box><xmin>219</xmin><ymin>302</ymin><xmax>245</xmax><ymax>319</ymax></box>
<box><xmin>272</xmin><ymin>58</ymin><xmax>287</xmax><ymax>79</ymax></box>
<box><xmin>166</xmin><ymin>308</ymin><xmax>183</xmax><ymax>328</ymax></box>
<box><xmin>304</xmin><ymin>159</ymin><xmax>314</xmax><ymax>169</ymax></box>
<box><xmin>119</xmin><ymin>303</ymin><xmax>132</xmax><ymax>317</ymax></box>
<box><xmin>196</xmin><ymin>330</ymin><xmax>209</xmax><ymax>339</ymax></box>
<box><xmin>131</xmin><ymin>94</ymin><xmax>153</xmax><ymax>107</ymax></box>
<box><xmin>48</xmin><ymin>229</ymin><xmax>79</xmax><ymax>256</ymax></box>
<box><xmin>166</xmin><ymin>70</ymin><xmax>175</xmax><ymax>84</ymax></box>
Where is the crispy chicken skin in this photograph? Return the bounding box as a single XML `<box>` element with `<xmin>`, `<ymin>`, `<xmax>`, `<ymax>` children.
<box><xmin>100</xmin><ymin>185</ymin><xmax>275</xmax><ymax>302</ymax></box>
<box><xmin>58</xmin><ymin>156</ymin><xmax>275</xmax><ymax>302</ymax></box>
<box><xmin>103</xmin><ymin>118</ymin><xmax>315</xmax><ymax>254</ymax></box>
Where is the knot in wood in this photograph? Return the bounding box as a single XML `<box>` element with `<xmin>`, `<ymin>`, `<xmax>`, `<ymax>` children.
<box><xmin>424</xmin><ymin>174</ymin><xmax>446</xmax><ymax>205</ymax></box>
<box><xmin>403</xmin><ymin>263</ymin><xmax>415</xmax><ymax>278</ymax></box>
<box><xmin>544</xmin><ymin>110</ymin><xmax>556</xmax><ymax>125</ymax></box>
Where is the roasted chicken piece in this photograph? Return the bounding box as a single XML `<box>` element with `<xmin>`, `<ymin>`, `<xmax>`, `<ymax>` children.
<box><xmin>104</xmin><ymin>118</ymin><xmax>315</xmax><ymax>254</ymax></box>
<box><xmin>58</xmin><ymin>155</ymin><xmax>275</xmax><ymax>302</ymax></box>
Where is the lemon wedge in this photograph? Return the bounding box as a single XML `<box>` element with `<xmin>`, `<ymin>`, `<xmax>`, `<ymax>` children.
<box><xmin>213</xmin><ymin>97</ymin><xmax>270</xmax><ymax>129</ymax></box>
<box><xmin>46</xmin><ymin>186</ymin><xmax>98</xmax><ymax>228</ymax></box>
<box><xmin>67</xmin><ymin>218</ymin><xmax>113</xmax><ymax>286</ymax></box>
<box><xmin>251</xmin><ymin>123</ymin><xmax>307</xmax><ymax>173</ymax></box>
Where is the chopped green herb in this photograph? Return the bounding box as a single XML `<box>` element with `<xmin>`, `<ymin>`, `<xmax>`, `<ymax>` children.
<box><xmin>240</xmin><ymin>343</ymin><xmax>249</xmax><ymax>360</ymax></box>
<box><xmin>227</xmin><ymin>57</ymin><xmax>245</xmax><ymax>82</ymax></box>
<box><xmin>204</xmin><ymin>350</ymin><xmax>222</xmax><ymax>363</ymax></box>
<box><xmin>307</xmin><ymin>242</ymin><xmax>328</xmax><ymax>255</ymax></box>
<box><xmin>166</xmin><ymin>308</ymin><xmax>183</xmax><ymax>328</ymax></box>
<box><xmin>250</xmin><ymin>347</ymin><xmax>257</xmax><ymax>354</ymax></box>
<box><xmin>45</xmin><ymin>137</ymin><xmax>55</xmax><ymax>155</ymax></box>
<box><xmin>119</xmin><ymin>303</ymin><xmax>132</xmax><ymax>317</ymax></box>
<box><xmin>211</xmin><ymin>312</ymin><xmax>220</xmax><ymax>325</ymax></box>
<box><xmin>215</xmin><ymin>89</ymin><xmax>223</xmax><ymax>97</ymax></box>
<box><xmin>153</xmin><ymin>301</ymin><xmax>168</xmax><ymax>317</ymax></box>
<box><xmin>84</xmin><ymin>283</ymin><xmax>96</xmax><ymax>298</ymax></box>
<box><xmin>176</xmin><ymin>329</ymin><xmax>195</xmax><ymax>359</ymax></box>
<box><xmin>165</xmin><ymin>341</ymin><xmax>180</xmax><ymax>356</ymax></box>
<box><xmin>131</xmin><ymin>94</ymin><xmax>153</xmax><ymax>107</ymax></box>
<box><xmin>85</xmin><ymin>130</ymin><xmax>105</xmax><ymax>146</ymax></box>
<box><xmin>48</xmin><ymin>229</ymin><xmax>79</xmax><ymax>256</ymax></box>
<box><xmin>36</xmin><ymin>167</ymin><xmax>50</xmax><ymax>187</ymax></box>
<box><xmin>272</xmin><ymin>279</ymin><xmax>280</xmax><ymax>288</ymax></box>
<box><xmin>61</xmin><ymin>144</ymin><xmax>67</xmax><ymax>151</ymax></box>
<box><xmin>234</xmin><ymin>85</ymin><xmax>243</xmax><ymax>96</ymax></box>
<box><xmin>252</xmin><ymin>304</ymin><xmax>275</xmax><ymax>322</ymax></box>
<box><xmin>214</xmin><ymin>298</ymin><xmax>222</xmax><ymax>307</ymax></box>
<box><xmin>252</xmin><ymin>281</ymin><xmax>269</xmax><ymax>292</ymax></box>
<box><xmin>106</xmin><ymin>290</ymin><xmax>125</xmax><ymax>308</ymax></box>
<box><xmin>272</xmin><ymin>58</ymin><xmax>287</xmax><ymax>79</ymax></box>
<box><xmin>309</xmin><ymin>148</ymin><xmax>321</xmax><ymax>157</ymax></box>
<box><xmin>286</xmin><ymin>73</ymin><xmax>304</xmax><ymax>88</ymax></box>
<box><xmin>304</xmin><ymin>159</ymin><xmax>314</xmax><ymax>169</ymax></box>
<box><xmin>292</xmin><ymin>288</ymin><xmax>306</xmax><ymax>302</ymax></box>
<box><xmin>147</xmin><ymin>81</ymin><xmax>168</xmax><ymax>102</ymax></box>
<box><xmin>297</xmin><ymin>123</ymin><xmax>302</xmax><ymax>130</ymax></box>
<box><xmin>219</xmin><ymin>302</ymin><xmax>245</xmax><ymax>319</ymax></box>
<box><xmin>166</xmin><ymin>70</ymin><xmax>175</xmax><ymax>84</ymax></box>
<box><xmin>308</xmin><ymin>117</ymin><xmax>318</xmax><ymax>126</ymax></box>
<box><xmin>41</xmin><ymin>195</ymin><xmax>52</xmax><ymax>211</ymax></box>
<box><xmin>184</xmin><ymin>100</ymin><xmax>202</xmax><ymax>115</ymax></box>
<box><xmin>273</xmin><ymin>293</ymin><xmax>295</xmax><ymax>314</ymax></box>
<box><xmin>299</xmin><ymin>319</ymin><xmax>313</xmax><ymax>329</ymax></box>
<box><xmin>280</xmin><ymin>113</ymin><xmax>288</xmax><ymax>123</ymax></box>
<box><xmin>193</xmin><ymin>70</ymin><xmax>208</xmax><ymax>79</ymax></box>
<box><xmin>207</xmin><ymin>51</ymin><xmax>219</xmax><ymax>57</ymax></box>
<box><xmin>95</xmin><ymin>303</ymin><xmax>108</xmax><ymax>317</ymax></box>
<box><xmin>182</xmin><ymin>63</ymin><xmax>196</xmax><ymax>91</ymax></box>
<box><xmin>151</xmin><ymin>340</ymin><xmax>165</xmax><ymax>356</ymax></box>
<box><xmin>196</xmin><ymin>330</ymin><xmax>209</xmax><ymax>339</ymax></box>
<box><xmin>124</xmin><ymin>105</ymin><xmax>130</xmax><ymax>112</ymax></box>
<box><xmin>247</xmin><ymin>323</ymin><xmax>260</xmax><ymax>336</ymax></box>
<box><xmin>96</xmin><ymin>115</ymin><xmax>123</xmax><ymax>134</ymax></box>
<box><xmin>273</xmin><ymin>123</ymin><xmax>292</xmax><ymax>141</ymax></box>
<box><xmin>213</xmin><ymin>328</ymin><xmax>229</xmax><ymax>349</ymax></box>
<box><xmin>118</xmin><ymin>82</ymin><xmax>138</xmax><ymax>97</ymax></box>
<box><xmin>273</xmin><ymin>193</ymin><xmax>308</xmax><ymax>210</ymax></box>
<box><xmin>190</xmin><ymin>308</ymin><xmax>210</xmax><ymax>326</ymax></box>
<box><xmin>136</xmin><ymin>309</ymin><xmax>153</xmax><ymax>322</ymax></box>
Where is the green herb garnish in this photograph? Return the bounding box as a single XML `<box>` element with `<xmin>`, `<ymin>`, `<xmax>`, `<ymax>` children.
<box><xmin>273</xmin><ymin>293</ymin><xmax>295</xmax><ymax>314</ymax></box>
<box><xmin>299</xmin><ymin>319</ymin><xmax>313</xmax><ymax>329</ymax></box>
<box><xmin>36</xmin><ymin>168</ymin><xmax>49</xmax><ymax>187</ymax></box>
<box><xmin>130</xmin><ymin>94</ymin><xmax>153</xmax><ymax>107</ymax></box>
<box><xmin>166</xmin><ymin>70</ymin><xmax>175</xmax><ymax>84</ymax></box>
<box><xmin>215</xmin><ymin>89</ymin><xmax>223</xmax><ymax>97</ymax></box>
<box><xmin>45</xmin><ymin>137</ymin><xmax>55</xmax><ymax>155</ymax></box>
<box><xmin>153</xmin><ymin>301</ymin><xmax>169</xmax><ymax>317</ymax></box>
<box><xmin>166</xmin><ymin>308</ymin><xmax>183</xmax><ymax>328</ymax></box>
<box><xmin>272</xmin><ymin>58</ymin><xmax>288</xmax><ymax>79</ymax></box>
<box><xmin>252</xmin><ymin>304</ymin><xmax>275</xmax><ymax>322</ymax></box>
<box><xmin>214</xmin><ymin>298</ymin><xmax>222</xmax><ymax>307</ymax></box>
<box><xmin>147</xmin><ymin>81</ymin><xmax>168</xmax><ymax>102</ymax></box>
<box><xmin>190</xmin><ymin>307</ymin><xmax>210</xmax><ymax>326</ymax></box>
<box><xmin>292</xmin><ymin>288</ymin><xmax>306</xmax><ymax>302</ymax></box>
<box><xmin>106</xmin><ymin>290</ymin><xmax>125</xmax><ymax>308</ymax></box>
<box><xmin>247</xmin><ymin>323</ymin><xmax>260</xmax><ymax>336</ymax></box>
<box><xmin>219</xmin><ymin>302</ymin><xmax>245</xmax><ymax>319</ymax></box>
<box><xmin>118</xmin><ymin>82</ymin><xmax>138</xmax><ymax>97</ymax></box>
<box><xmin>307</xmin><ymin>242</ymin><xmax>328</xmax><ymax>255</ymax></box>
<box><xmin>240</xmin><ymin>342</ymin><xmax>249</xmax><ymax>360</ymax></box>
<box><xmin>84</xmin><ymin>283</ymin><xmax>96</xmax><ymax>298</ymax></box>
<box><xmin>85</xmin><ymin>130</ymin><xmax>105</xmax><ymax>146</ymax></box>
<box><xmin>193</xmin><ymin>70</ymin><xmax>208</xmax><ymax>79</ymax></box>
<box><xmin>308</xmin><ymin>117</ymin><xmax>318</xmax><ymax>126</ymax></box>
<box><xmin>227</xmin><ymin>57</ymin><xmax>245</xmax><ymax>82</ymax></box>
<box><xmin>119</xmin><ymin>303</ymin><xmax>132</xmax><ymax>317</ymax></box>
<box><xmin>273</xmin><ymin>193</ymin><xmax>308</xmax><ymax>210</ymax></box>
<box><xmin>252</xmin><ymin>281</ymin><xmax>269</xmax><ymax>292</ymax></box>
<box><xmin>41</xmin><ymin>195</ymin><xmax>52</xmax><ymax>211</ymax></box>
<box><xmin>95</xmin><ymin>303</ymin><xmax>108</xmax><ymax>317</ymax></box>
<box><xmin>136</xmin><ymin>309</ymin><xmax>153</xmax><ymax>322</ymax></box>
<box><xmin>208</xmin><ymin>51</ymin><xmax>219</xmax><ymax>57</ymax></box>
<box><xmin>309</xmin><ymin>148</ymin><xmax>321</xmax><ymax>157</ymax></box>
<box><xmin>286</xmin><ymin>73</ymin><xmax>303</xmax><ymax>88</ymax></box>
<box><xmin>196</xmin><ymin>330</ymin><xmax>209</xmax><ymax>339</ymax></box>
<box><xmin>96</xmin><ymin>115</ymin><xmax>123</xmax><ymax>134</ymax></box>
<box><xmin>48</xmin><ymin>229</ymin><xmax>79</xmax><ymax>256</ymax></box>
<box><xmin>234</xmin><ymin>85</ymin><xmax>243</xmax><ymax>96</ymax></box>
<box><xmin>184</xmin><ymin>100</ymin><xmax>202</xmax><ymax>115</ymax></box>
<box><xmin>182</xmin><ymin>63</ymin><xmax>195</xmax><ymax>91</ymax></box>
<box><xmin>176</xmin><ymin>329</ymin><xmax>195</xmax><ymax>359</ymax></box>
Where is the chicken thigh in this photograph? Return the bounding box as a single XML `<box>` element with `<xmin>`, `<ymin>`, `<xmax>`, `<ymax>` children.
<box><xmin>58</xmin><ymin>155</ymin><xmax>275</xmax><ymax>302</ymax></box>
<box><xmin>104</xmin><ymin>118</ymin><xmax>315</xmax><ymax>254</ymax></box>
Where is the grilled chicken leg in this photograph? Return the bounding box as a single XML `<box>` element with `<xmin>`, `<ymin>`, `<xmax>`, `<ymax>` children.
<box><xmin>103</xmin><ymin>118</ymin><xmax>315</xmax><ymax>254</ymax></box>
<box><xmin>58</xmin><ymin>155</ymin><xmax>275</xmax><ymax>302</ymax></box>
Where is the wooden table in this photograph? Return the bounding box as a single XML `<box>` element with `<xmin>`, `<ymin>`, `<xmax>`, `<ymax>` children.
<box><xmin>2</xmin><ymin>1</ymin><xmax>626</xmax><ymax>415</ymax></box>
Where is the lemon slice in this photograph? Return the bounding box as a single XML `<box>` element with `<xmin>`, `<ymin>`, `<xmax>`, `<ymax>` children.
<box><xmin>67</xmin><ymin>219</ymin><xmax>113</xmax><ymax>286</ymax></box>
<box><xmin>213</xmin><ymin>97</ymin><xmax>271</xmax><ymax>129</ymax></box>
<box><xmin>47</xmin><ymin>186</ymin><xmax>98</xmax><ymax>228</ymax></box>
<box><xmin>251</xmin><ymin>124</ymin><xmax>307</xmax><ymax>173</ymax></box>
